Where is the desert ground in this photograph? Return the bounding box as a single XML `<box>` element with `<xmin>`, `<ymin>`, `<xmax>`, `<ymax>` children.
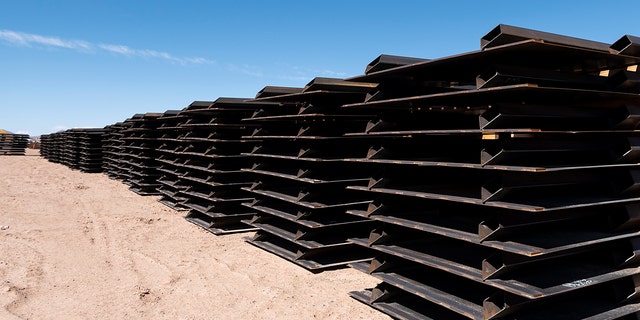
<box><xmin>0</xmin><ymin>149</ymin><xmax>388</xmax><ymax>319</ymax></box>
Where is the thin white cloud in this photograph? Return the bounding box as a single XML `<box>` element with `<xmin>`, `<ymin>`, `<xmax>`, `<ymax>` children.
<box><xmin>316</xmin><ymin>69</ymin><xmax>348</xmax><ymax>77</ymax></box>
<box><xmin>98</xmin><ymin>44</ymin><xmax>214</xmax><ymax>65</ymax></box>
<box><xmin>228</xmin><ymin>63</ymin><xmax>264</xmax><ymax>77</ymax></box>
<box><xmin>186</xmin><ymin>57</ymin><xmax>211</xmax><ymax>64</ymax></box>
<box><xmin>0</xmin><ymin>29</ymin><xmax>213</xmax><ymax>65</ymax></box>
<box><xmin>98</xmin><ymin>44</ymin><xmax>134</xmax><ymax>55</ymax></box>
<box><xmin>0</xmin><ymin>29</ymin><xmax>91</xmax><ymax>50</ymax></box>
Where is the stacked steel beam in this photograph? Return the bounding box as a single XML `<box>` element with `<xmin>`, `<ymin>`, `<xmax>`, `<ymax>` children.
<box><xmin>155</xmin><ymin>110</ymin><xmax>189</xmax><ymax>209</ymax></box>
<box><xmin>176</xmin><ymin>99</ymin><xmax>270</xmax><ymax>234</ymax></box>
<box><xmin>118</xmin><ymin>113</ymin><xmax>163</xmax><ymax>195</ymax></box>
<box><xmin>0</xmin><ymin>130</ymin><xmax>29</xmax><ymax>155</ymax></box>
<box><xmin>344</xmin><ymin>25</ymin><xmax>640</xmax><ymax>319</ymax></box>
<box><xmin>240</xmin><ymin>78</ymin><xmax>380</xmax><ymax>270</ymax></box>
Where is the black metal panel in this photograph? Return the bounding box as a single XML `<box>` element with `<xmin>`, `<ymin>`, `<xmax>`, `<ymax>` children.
<box><xmin>365</xmin><ymin>54</ymin><xmax>429</xmax><ymax>75</ymax></box>
<box><xmin>611</xmin><ymin>34</ymin><xmax>640</xmax><ymax>57</ymax></box>
<box><xmin>349</xmin><ymin>41</ymin><xmax>640</xmax><ymax>86</ymax></box>
<box><xmin>480</xmin><ymin>24</ymin><xmax>611</xmax><ymax>51</ymax></box>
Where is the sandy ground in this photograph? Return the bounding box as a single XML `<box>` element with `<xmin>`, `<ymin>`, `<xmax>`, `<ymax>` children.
<box><xmin>0</xmin><ymin>149</ymin><xmax>387</xmax><ymax>320</ymax></box>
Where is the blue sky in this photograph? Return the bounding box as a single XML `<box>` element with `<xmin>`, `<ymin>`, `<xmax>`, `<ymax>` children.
<box><xmin>1</xmin><ymin>0</ymin><xmax>639</xmax><ymax>136</ymax></box>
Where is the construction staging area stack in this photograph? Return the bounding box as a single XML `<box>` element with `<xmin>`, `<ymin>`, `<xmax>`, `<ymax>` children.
<box><xmin>0</xmin><ymin>130</ymin><xmax>29</xmax><ymax>155</ymax></box>
<box><xmin>40</xmin><ymin>128</ymin><xmax>105</xmax><ymax>172</ymax></box>
<box><xmin>174</xmin><ymin>98</ymin><xmax>272</xmax><ymax>234</ymax></box>
<box><xmin>343</xmin><ymin>25</ymin><xmax>640</xmax><ymax>319</ymax></box>
<box><xmin>240</xmin><ymin>78</ymin><xmax>380</xmax><ymax>270</ymax></box>
<box><xmin>154</xmin><ymin>110</ymin><xmax>188</xmax><ymax>209</ymax></box>
<box><xmin>37</xmin><ymin>24</ymin><xmax>640</xmax><ymax>319</ymax></box>
<box><xmin>102</xmin><ymin>121</ymin><xmax>130</xmax><ymax>179</ymax></box>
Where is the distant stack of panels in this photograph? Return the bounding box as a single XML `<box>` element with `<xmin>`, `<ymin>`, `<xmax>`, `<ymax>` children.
<box><xmin>40</xmin><ymin>132</ymin><xmax>65</xmax><ymax>163</ymax></box>
<box><xmin>344</xmin><ymin>25</ymin><xmax>640</xmax><ymax>319</ymax></box>
<box><xmin>240</xmin><ymin>78</ymin><xmax>381</xmax><ymax>271</ymax></box>
<box><xmin>177</xmin><ymin>98</ymin><xmax>270</xmax><ymax>234</ymax></box>
<box><xmin>39</xmin><ymin>134</ymin><xmax>53</xmax><ymax>158</ymax></box>
<box><xmin>155</xmin><ymin>110</ymin><xmax>189</xmax><ymax>210</ymax></box>
<box><xmin>60</xmin><ymin>130</ymin><xmax>81</xmax><ymax>169</ymax></box>
<box><xmin>39</xmin><ymin>128</ymin><xmax>105</xmax><ymax>171</ymax></box>
<box><xmin>102</xmin><ymin>122</ymin><xmax>129</xmax><ymax>179</ymax></box>
<box><xmin>75</xmin><ymin>128</ymin><xmax>106</xmax><ymax>173</ymax></box>
<box><xmin>51</xmin><ymin>132</ymin><xmax>66</xmax><ymax>163</ymax></box>
<box><xmin>45</xmin><ymin>132</ymin><xmax>59</xmax><ymax>163</ymax></box>
<box><xmin>119</xmin><ymin>113</ymin><xmax>163</xmax><ymax>195</ymax></box>
<box><xmin>0</xmin><ymin>131</ymin><xmax>29</xmax><ymax>155</ymax></box>
<box><xmin>109</xmin><ymin>116</ymin><xmax>145</xmax><ymax>184</ymax></box>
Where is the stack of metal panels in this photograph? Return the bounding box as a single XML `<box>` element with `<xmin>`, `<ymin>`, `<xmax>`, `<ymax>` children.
<box><xmin>60</xmin><ymin>130</ymin><xmax>81</xmax><ymax>169</ymax></box>
<box><xmin>156</xmin><ymin>110</ymin><xmax>189</xmax><ymax>209</ymax></box>
<box><xmin>102</xmin><ymin>122</ymin><xmax>129</xmax><ymax>179</ymax></box>
<box><xmin>46</xmin><ymin>132</ymin><xmax>66</xmax><ymax>163</ymax></box>
<box><xmin>176</xmin><ymin>99</ymin><xmax>271</xmax><ymax>234</ymax></box>
<box><xmin>344</xmin><ymin>25</ymin><xmax>640</xmax><ymax>319</ymax></box>
<box><xmin>39</xmin><ymin>133</ymin><xmax>53</xmax><ymax>158</ymax></box>
<box><xmin>39</xmin><ymin>134</ymin><xmax>51</xmax><ymax>159</ymax></box>
<box><xmin>240</xmin><ymin>79</ymin><xmax>381</xmax><ymax>271</ymax></box>
<box><xmin>75</xmin><ymin>128</ymin><xmax>106</xmax><ymax>173</ymax></box>
<box><xmin>118</xmin><ymin>113</ymin><xmax>164</xmax><ymax>195</ymax></box>
<box><xmin>106</xmin><ymin>115</ymin><xmax>143</xmax><ymax>184</ymax></box>
<box><xmin>40</xmin><ymin>132</ymin><xmax>67</xmax><ymax>164</ymax></box>
<box><xmin>40</xmin><ymin>128</ymin><xmax>104</xmax><ymax>172</ymax></box>
<box><xmin>0</xmin><ymin>130</ymin><xmax>29</xmax><ymax>155</ymax></box>
<box><xmin>39</xmin><ymin>128</ymin><xmax>106</xmax><ymax>172</ymax></box>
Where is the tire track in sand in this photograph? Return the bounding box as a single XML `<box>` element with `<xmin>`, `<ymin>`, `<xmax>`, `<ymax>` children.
<box><xmin>0</xmin><ymin>233</ymin><xmax>46</xmax><ymax>318</ymax></box>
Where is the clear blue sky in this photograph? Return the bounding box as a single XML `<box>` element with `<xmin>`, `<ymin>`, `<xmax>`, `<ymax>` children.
<box><xmin>1</xmin><ymin>0</ymin><xmax>639</xmax><ymax>136</ymax></box>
